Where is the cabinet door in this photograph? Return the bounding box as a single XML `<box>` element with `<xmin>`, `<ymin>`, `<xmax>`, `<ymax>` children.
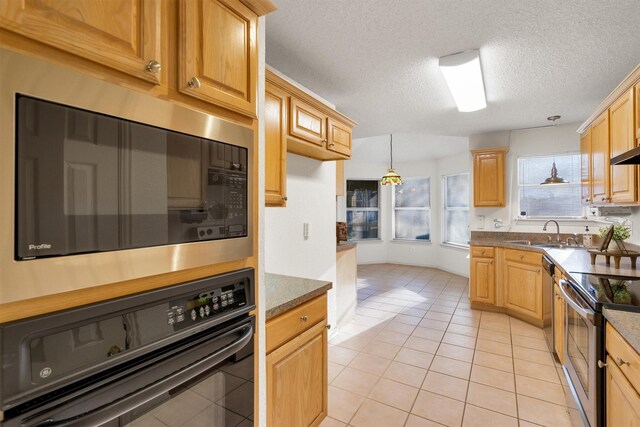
<box><xmin>289</xmin><ymin>97</ymin><xmax>327</xmax><ymax>146</ymax></box>
<box><xmin>326</xmin><ymin>119</ymin><xmax>352</xmax><ymax>157</ymax></box>
<box><xmin>265</xmin><ymin>86</ymin><xmax>287</xmax><ymax>206</ymax></box>
<box><xmin>580</xmin><ymin>128</ymin><xmax>592</xmax><ymax>205</ymax></box>
<box><xmin>606</xmin><ymin>356</ymin><xmax>640</xmax><ymax>426</ymax></box>
<box><xmin>166</xmin><ymin>134</ymin><xmax>204</xmax><ymax>209</ymax></box>
<box><xmin>553</xmin><ymin>282</ymin><xmax>565</xmax><ymax>364</ymax></box>
<box><xmin>180</xmin><ymin>0</ymin><xmax>257</xmax><ymax>117</ymax></box>
<box><xmin>470</xmin><ymin>257</ymin><xmax>495</xmax><ymax>305</ymax></box>
<box><xmin>0</xmin><ymin>0</ymin><xmax>163</xmax><ymax>84</ymax></box>
<box><xmin>504</xmin><ymin>260</ymin><xmax>543</xmax><ymax>320</ymax></box>
<box><xmin>473</xmin><ymin>150</ymin><xmax>506</xmax><ymax>207</ymax></box>
<box><xmin>591</xmin><ymin>111</ymin><xmax>610</xmax><ymax>204</ymax></box>
<box><xmin>267</xmin><ymin>321</ymin><xmax>328</xmax><ymax>427</ymax></box>
<box><xmin>609</xmin><ymin>88</ymin><xmax>636</xmax><ymax>203</ymax></box>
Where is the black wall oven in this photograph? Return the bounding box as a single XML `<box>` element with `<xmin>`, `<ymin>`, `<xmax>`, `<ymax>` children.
<box><xmin>0</xmin><ymin>268</ymin><xmax>255</xmax><ymax>427</ymax></box>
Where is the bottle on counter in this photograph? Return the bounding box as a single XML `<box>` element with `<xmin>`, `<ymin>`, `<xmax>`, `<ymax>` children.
<box><xmin>583</xmin><ymin>226</ymin><xmax>593</xmax><ymax>248</ymax></box>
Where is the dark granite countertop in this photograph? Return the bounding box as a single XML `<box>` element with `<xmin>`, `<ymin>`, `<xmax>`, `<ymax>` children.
<box><xmin>264</xmin><ymin>273</ymin><xmax>332</xmax><ymax>320</ymax></box>
<box><xmin>470</xmin><ymin>232</ymin><xmax>640</xmax><ymax>354</ymax></box>
<box><xmin>603</xmin><ymin>309</ymin><xmax>640</xmax><ymax>354</ymax></box>
<box><xmin>337</xmin><ymin>242</ymin><xmax>356</xmax><ymax>252</ymax></box>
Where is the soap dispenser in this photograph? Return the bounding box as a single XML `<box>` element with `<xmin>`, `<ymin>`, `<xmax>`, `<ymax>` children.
<box><xmin>583</xmin><ymin>226</ymin><xmax>593</xmax><ymax>248</ymax></box>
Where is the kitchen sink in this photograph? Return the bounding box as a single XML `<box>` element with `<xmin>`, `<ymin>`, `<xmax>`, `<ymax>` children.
<box><xmin>504</xmin><ymin>240</ymin><xmax>532</xmax><ymax>245</ymax></box>
<box><xmin>503</xmin><ymin>240</ymin><xmax>581</xmax><ymax>249</ymax></box>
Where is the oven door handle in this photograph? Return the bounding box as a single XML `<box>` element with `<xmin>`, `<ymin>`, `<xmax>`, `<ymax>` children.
<box><xmin>559</xmin><ymin>279</ymin><xmax>594</xmax><ymax>323</ymax></box>
<box><xmin>32</xmin><ymin>322</ymin><xmax>253</xmax><ymax>427</ymax></box>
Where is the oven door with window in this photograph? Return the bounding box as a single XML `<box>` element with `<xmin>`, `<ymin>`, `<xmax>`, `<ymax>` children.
<box><xmin>3</xmin><ymin>315</ymin><xmax>255</xmax><ymax>427</ymax></box>
<box><xmin>559</xmin><ymin>280</ymin><xmax>603</xmax><ymax>427</ymax></box>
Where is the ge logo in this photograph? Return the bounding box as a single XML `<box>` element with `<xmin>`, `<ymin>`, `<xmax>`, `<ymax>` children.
<box><xmin>39</xmin><ymin>367</ymin><xmax>52</xmax><ymax>378</ymax></box>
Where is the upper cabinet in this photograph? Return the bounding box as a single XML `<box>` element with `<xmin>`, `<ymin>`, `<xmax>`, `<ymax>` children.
<box><xmin>265</xmin><ymin>85</ymin><xmax>288</xmax><ymax>207</ymax></box>
<box><xmin>179</xmin><ymin>0</ymin><xmax>258</xmax><ymax>118</ymax></box>
<box><xmin>471</xmin><ymin>147</ymin><xmax>508</xmax><ymax>207</ymax></box>
<box><xmin>609</xmin><ymin>88</ymin><xmax>636</xmax><ymax>203</ymax></box>
<box><xmin>580</xmin><ymin>128</ymin><xmax>592</xmax><ymax>205</ymax></box>
<box><xmin>266</xmin><ymin>69</ymin><xmax>356</xmax><ymax>162</ymax></box>
<box><xmin>0</xmin><ymin>0</ymin><xmax>164</xmax><ymax>84</ymax></box>
<box><xmin>591</xmin><ymin>111</ymin><xmax>611</xmax><ymax>204</ymax></box>
<box><xmin>579</xmin><ymin>65</ymin><xmax>639</xmax><ymax>206</ymax></box>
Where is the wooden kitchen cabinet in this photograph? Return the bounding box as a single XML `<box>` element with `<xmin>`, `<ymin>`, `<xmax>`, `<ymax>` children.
<box><xmin>503</xmin><ymin>249</ymin><xmax>543</xmax><ymax>321</ymax></box>
<box><xmin>327</xmin><ymin>118</ymin><xmax>352</xmax><ymax>157</ymax></box>
<box><xmin>609</xmin><ymin>88</ymin><xmax>636</xmax><ymax>203</ymax></box>
<box><xmin>553</xmin><ymin>281</ymin><xmax>565</xmax><ymax>364</ymax></box>
<box><xmin>605</xmin><ymin>323</ymin><xmax>640</xmax><ymax>425</ymax></box>
<box><xmin>636</xmin><ymin>82</ymin><xmax>640</xmax><ymax>145</ymax></box>
<box><xmin>265</xmin><ymin>85</ymin><xmax>288</xmax><ymax>206</ymax></box>
<box><xmin>0</xmin><ymin>0</ymin><xmax>164</xmax><ymax>84</ymax></box>
<box><xmin>471</xmin><ymin>147</ymin><xmax>508</xmax><ymax>207</ymax></box>
<box><xmin>470</xmin><ymin>246</ymin><xmax>496</xmax><ymax>305</ymax></box>
<box><xmin>580</xmin><ymin>128</ymin><xmax>592</xmax><ymax>205</ymax></box>
<box><xmin>179</xmin><ymin>0</ymin><xmax>258</xmax><ymax>118</ymax></box>
<box><xmin>266</xmin><ymin>69</ymin><xmax>356</xmax><ymax>162</ymax></box>
<box><xmin>266</xmin><ymin>294</ymin><xmax>328</xmax><ymax>427</ymax></box>
<box><xmin>591</xmin><ymin>110</ymin><xmax>611</xmax><ymax>204</ymax></box>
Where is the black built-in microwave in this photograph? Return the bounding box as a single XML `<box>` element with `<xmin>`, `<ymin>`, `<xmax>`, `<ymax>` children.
<box><xmin>15</xmin><ymin>95</ymin><xmax>248</xmax><ymax>260</ymax></box>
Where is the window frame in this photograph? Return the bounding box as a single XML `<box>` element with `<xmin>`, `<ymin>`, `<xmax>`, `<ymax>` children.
<box><xmin>392</xmin><ymin>176</ymin><xmax>431</xmax><ymax>242</ymax></box>
<box><xmin>346</xmin><ymin>179</ymin><xmax>381</xmax><ymax>241</ymax></box>
<box><xmin>517</xmin><ymin>153</ymin><xmax>583</xmax><ymax>219</ymax></box>
<box><xmin>442</xmin><ymin>172</ymin><xmax>470</xmax><ymax>248</ymax></box>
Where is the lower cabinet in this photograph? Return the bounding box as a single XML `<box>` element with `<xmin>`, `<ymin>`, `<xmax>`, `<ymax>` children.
<box><xmin>266</xmin><ymin>295</ymin><xmax>328</xmax><ymax>427</ymax></box>
<box><xmin>470</xmin><ymin>246</ymin><xmax>496</xmax><ymax>305</ymax></box>
<box><xmin>606</xmin><ymin>356</ymin><xmax>640</xmax><ymax>426</ymax></box>
<box><xmin>553</xmin><ymin>281</ymin><xmax>565</xmax><ymax>363</ymax></box>
<box><xmin>503</xmin><ymin>258</ymin><xmax>543</xmax><ymax>320</ymax></box>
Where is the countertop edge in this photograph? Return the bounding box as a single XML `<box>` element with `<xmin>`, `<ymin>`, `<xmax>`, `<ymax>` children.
<box><xmin>265</xmin><ymin>283</ymin><xmax>332</xmax><ymax>320</ymax></box>
<box><xmin>337</xmin><ymin>242</ymin><xmax>357</xmax><ymax>252</ymax></box>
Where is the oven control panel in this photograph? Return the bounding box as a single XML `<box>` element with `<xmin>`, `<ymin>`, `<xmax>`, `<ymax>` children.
<box><xmin>166</xmin><ymin>279</ymin><xmax>248</xmax><ymax>330</ymax></box>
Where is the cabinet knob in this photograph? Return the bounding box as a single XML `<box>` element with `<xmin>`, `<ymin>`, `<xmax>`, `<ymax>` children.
<box><xmin>519</xmin><ymin>255</ymin><xmax>524</xmax><ymax>260</ymax></box>
<box><xmin>489</xmin><ymin>260</ymin><xmax>493</xmax><ymax>265</ymax></box>
<box><xmin>322</xmin><ymin>138</ymin><xmax>328</xmax><ymax>144</ymax></box>
<box><xmin>146</xmin><ymin>59</ymin><xmax>161</xmax><ymax>74</ymax></box>
<box><xmin>283</xmin><ymin>196</ymin><xmax>288</xmax><ymax>201</ymax></box>
<box><xmin>615</xmin><ymin>356</ymin><xmax>630</xmax><ymax>366</ymax></box>
<box><xmin>300</xmin><ymin>315</ymin><xmax>308</xmax><ymax>322</ymax></box>
<box><xmin>481</xmin><ymin>250</ymin><xmax>485</xmax><ymax>255</ymax></box>
<box><xmin>536</xmin><ymin>269</ymin><xmax>541</xmax><ymax>273</ymax></box>
<box><xmin>598</xmin><ymin>360</ymin><xmax>608</xmax><ymax>369</ymax></box>
<box><xmin>187</xmin><ymin>77</ymin><xmax>201</xmax><ymax>89</ymax></box>
<box><xmin>326</xmin><ymin>324</ymin><xmax>331</xmax><ymax>330</ymax></box>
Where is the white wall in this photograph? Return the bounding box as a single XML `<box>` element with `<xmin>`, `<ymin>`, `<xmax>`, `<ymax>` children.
<box><xmin>264</xmin><ymin>154</ymin><xmax>338</xmax><ymax>327</ymax></box>
<box><xmin>342</xmin><ymin>151</ymin><xmax>471</xmax><ymax>277</ymax></box>
<box><xmin>468</xmin><ymin>122</ymin><xmax>607</xmax><ymax>235</ymax></box>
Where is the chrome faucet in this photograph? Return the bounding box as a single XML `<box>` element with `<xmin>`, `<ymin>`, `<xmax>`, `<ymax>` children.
<box><xmin>543</xmin><ymin>220</ymin><xmax>561</xmax><ymax>242</ymax></box>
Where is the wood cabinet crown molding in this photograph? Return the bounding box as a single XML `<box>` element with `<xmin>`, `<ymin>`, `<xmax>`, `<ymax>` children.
<box><xmin>239</xmin><ymin>0</ymin><xmax>277</xmax><ymax>16</ymax></box>
<box><xmin>577</xmin><ymin>64</ymin><xmax>640</xmax><ymax>134</ymax></box>
<box><xmin>469</xmin><ymin>146</ymin><xmax>510</xmax><ymax>155</ymax></box>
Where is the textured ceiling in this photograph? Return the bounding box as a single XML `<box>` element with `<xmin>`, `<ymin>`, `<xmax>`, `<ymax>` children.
<box><xmin>265</xmin><ymin>0</ymin><xmax>640</xmax><ymax>138</ymax></box>
<box><xmin>351</xmin><ymin>134</ymin><xmax>468</xmax><ymax>163</ymax></box>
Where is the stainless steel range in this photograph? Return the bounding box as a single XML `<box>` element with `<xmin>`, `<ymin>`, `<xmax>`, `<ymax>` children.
<box><xmin>560</xmin><ymin>272</ymin><xmax>640</xmax><ymax>427</ymax></box>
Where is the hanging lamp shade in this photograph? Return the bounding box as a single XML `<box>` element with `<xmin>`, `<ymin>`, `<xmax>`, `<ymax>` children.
<box><xmin>540</xmin><ymin>162</ymin><xmax>569</xmax><ymax>185</ymax></box>
<box><xmin>381</xmin><ymin>134</ymin><xmax>403</xmax><ymax>185</ymax></box>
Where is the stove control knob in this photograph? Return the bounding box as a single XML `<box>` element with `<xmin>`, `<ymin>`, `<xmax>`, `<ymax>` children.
<box><xmin>191</xmin><ymin>310</ymin><xmax>197</xmax><ymax>321</ymax></box>
<box><xmin>199</xmin><ymin>307</ymin><xmax>205</xmax><ymax>318</ymax></box>
<box><xmin>205</xmin><ymin>305</ymin><xmax>211</xmax><ymax>316</ymax></box>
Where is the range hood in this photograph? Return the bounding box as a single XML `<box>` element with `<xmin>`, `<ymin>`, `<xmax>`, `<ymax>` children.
<box><xmin>611</xmin><ymin>146</ymin><xmax>640</xmax><ymax>165</ymax></box>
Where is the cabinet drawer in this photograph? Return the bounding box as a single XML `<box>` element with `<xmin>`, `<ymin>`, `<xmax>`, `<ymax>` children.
<box><xmin>504</xmin><ymin>249</ymin><xmax>541</xmax><ymax>265</ymax></box>
<box><xmin>267</xmin><ymin>294</ymin><xmax>327</xmax><ymax>353</ymax></box>
<box><xmin>471</xmin><ymin>246</ymin><xmax>495</xmax><ymax>258</ymax></box>
<box><xmin>606</xmin><ymin>323</ymin><xmax>640</xmax><ymax>393</ymax></box>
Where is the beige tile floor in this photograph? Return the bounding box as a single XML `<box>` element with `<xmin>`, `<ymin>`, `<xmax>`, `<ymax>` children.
<box><xmin>321</xmin><ymin>263</ymin><xmax>576</xmax><ymax>427</ymax></box>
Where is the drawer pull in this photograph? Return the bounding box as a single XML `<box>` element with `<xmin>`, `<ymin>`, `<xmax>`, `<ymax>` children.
<box><xmin>519</xmin><ymin>255</ymin><xmax>524</xmax><ymax>260</ymax></box>
<box><xmin>615</xmin><ymin>356</ymin><xmax>630</xmax><ymax>366</ymax></box>
<box><xmin>326</xmin><ymin>324</ymin><xmax>331</xmax><ymax>330</ymax></box>
<box><xmin>481</xmin><ymin>250</ymin><xmax>485</xmax><ymax>255</ymax></box>
<box><xmin>598</xmin><ymin>360</ymin><xmax>608</xmax><ymax>369</ymax></box>
<box><xmin>187</xmin><ymin>76</ymin><xmax>201</xmax><ymax>89</ymax></box>
<box><xmin>300</xmin><ymin>315</ymin><xmax>309</xmax><ymax>322</ymax></box>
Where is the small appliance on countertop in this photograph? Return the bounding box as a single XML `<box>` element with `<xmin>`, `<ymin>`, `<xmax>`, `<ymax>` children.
<box><xmin>336</xmin><ymin>221</ymin><xmax>348</xmax><ymax>243</ymax></box>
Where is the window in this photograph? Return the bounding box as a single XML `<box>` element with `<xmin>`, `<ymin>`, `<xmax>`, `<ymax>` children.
<box><xmin>346</xmin><ymin>180</ymin><xmax>379</xmax><ymax>240</ymax></box>
<box><xmin>443</xmin><ymin>173</ymin><xmax>470</xmax><ymax>246</ymax></box>
<box><xmin>393</xmin><ymin>177</ymin><xmax>430</xmax><ymax>241</ymax></box>
<box><xmin>518</xmin><ymin>154</ymin><xmax>582</xmax><ymax>217</ymax></box>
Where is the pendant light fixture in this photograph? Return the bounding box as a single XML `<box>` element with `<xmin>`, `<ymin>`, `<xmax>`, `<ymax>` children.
<box><xmin>380</xmin><ymin>134</ymin><xmax>403</xmax><ymax>186</ymax></box>
<box><xmin>540</xmin><ymin>115</ymin><xmax>569</xmax><ymax>185</ymax></box>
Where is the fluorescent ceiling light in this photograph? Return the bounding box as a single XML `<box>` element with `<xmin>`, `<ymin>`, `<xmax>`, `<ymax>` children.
<box><xmin>439</xmin><ymin>50</ymin><xmax>487</xmax><ymax>112</ymax></box>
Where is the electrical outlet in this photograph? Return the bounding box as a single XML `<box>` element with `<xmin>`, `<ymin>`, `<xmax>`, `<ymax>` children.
<box><xmin>303</xmin><ymin>222</ymin><xmax>310</xmax><ymax>239</ymax></box>
<box><xmin>477</xmin><ymin>215</ymin><xmax>485</xmax><ymax>230</ymax></box>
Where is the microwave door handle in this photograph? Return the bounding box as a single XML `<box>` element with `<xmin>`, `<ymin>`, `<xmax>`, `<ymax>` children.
<box><xmin>32</xmin><ymin>323</ymin><xmax>253</xmax><ymax>427</ymax></box>
<box><xmin>559</xmin><ymin>279</ymin><xmax>595</xmax><ymax>323</ymax></box>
